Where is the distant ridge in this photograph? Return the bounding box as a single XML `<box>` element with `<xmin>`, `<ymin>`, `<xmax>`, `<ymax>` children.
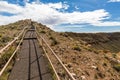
<box><xmin>66</xmin><ymin>32</ymin><xmax>120</xmax><ymax>53</ymax></box>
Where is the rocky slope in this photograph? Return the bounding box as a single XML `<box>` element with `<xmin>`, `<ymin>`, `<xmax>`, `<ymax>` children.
<box><xmin>33</xmin><ymin>21</ymin><xmax>120</xmax><ymax>80</ymax></box>
<box><xmin>0</xmin><ymin>19</ymin><xmax>31</xmax><ymax>48</ymax></box>
<box><xmin>0</xmin><ymin>20</ymin><xmax>120</xmax><ymax>80</ymax></box>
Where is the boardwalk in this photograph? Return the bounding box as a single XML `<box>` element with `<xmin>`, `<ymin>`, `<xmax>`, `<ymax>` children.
<box><xmin>8</xmin><ymin>28</ymin><xmax>53</xmax><ymax>80</ymax></box>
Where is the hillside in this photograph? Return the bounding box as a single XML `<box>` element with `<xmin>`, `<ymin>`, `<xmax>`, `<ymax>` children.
<box><xmin>0</xmin><ymin>19</ymin><xmax>31</xmax><ymax>48</ymax></box>
<box><xmin>33</xmin><ymin>21</ymin><xmax>120</xmax><ymax>80</ymax></box>
<box><xmin>0</xmin><ymin>20</ymin><xmax>120</xmax><ymax>80</ymax></box>
<box><xmin>66</xmin><ymin>32</ymin><xmax>120</xmax><ymax>53</ymax></box>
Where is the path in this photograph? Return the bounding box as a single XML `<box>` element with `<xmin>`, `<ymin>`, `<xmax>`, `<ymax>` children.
<box><xmin>8</xmin><ymin>27</ymin><xmax>53</xmax><ymax>80</ymax></box>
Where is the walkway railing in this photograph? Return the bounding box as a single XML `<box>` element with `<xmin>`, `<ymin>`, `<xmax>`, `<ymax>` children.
<box><xmin>35</xmin><ymin>27</ymin><xmax>76</xmax><ymax>80</ymax></box>
<box><xmin>0</xmin><ymin>27</ymin><xmax>28</xmax><ymax>77</ymax></box>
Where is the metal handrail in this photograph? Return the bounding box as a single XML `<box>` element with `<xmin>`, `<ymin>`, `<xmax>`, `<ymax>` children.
<box><xmin>0</xmin><ymin>27</ymin><xmax>27</xmax><ymax>54</ymax></box>
<box><xmin>35</xmin><ymin>28</ymin><xmax>76</xmax><ymax>80</ymax></box>
<box><xmin>0</xmin><ymin>27</ymin><xmax>27</xmax><ymax>77</ymax></box>
<box><xmin>36</xmin><ymin>33</ymin><xmax>60</xmax><ymax>80</ymax></box>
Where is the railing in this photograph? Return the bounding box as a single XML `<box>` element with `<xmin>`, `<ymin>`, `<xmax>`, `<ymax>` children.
<box><xmin>0</xmin><ymin>27</ymin><xmax>28</xmax><ymax>77</ymax></box>
<box><xmin>35</xmin><ymin>27</ymin><xmax>76</xmax><ymax>80</ymax></box>
<box><xmin>0</xmin><ymin>27</ymin><xmax>27</xmax><ymax>54</ymax></box>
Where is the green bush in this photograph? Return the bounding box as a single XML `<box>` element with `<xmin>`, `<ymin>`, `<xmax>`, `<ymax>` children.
<box><xmin>112</xmin><ymin>53</ymin><xmax>116</xmax><ymax>58</ymax></box>
<box><xmin>0</xmin><ymin>34</ymin><xmax>2</xmax><ymax>38</ymax></box>
<box><xmin>0</xmin><ymin>46</ymin><xmax>15</xmax><ymax>65</ymax></box>
<box><xmin>59</xmin><ymin>33</ymin><xmax>68</xmax><ymax>37</ymax></box>
<box><xmin>51</xmin><ymin>39</ymin><xmax>58</xmax><ymax>46</ymax></box>
<box><xmin>0</xmin><ymin>46</ymin><xmax>15</xmax><ymax>80</ymax></box>
<box><xmin>40</xmin><ymin>30</ymin><xmax>46</xmax><ymax>34</ymax></box>
<box><xmin>103</xmin><ymin>50</ymin><xmax>109</xmax><ymax>53</ymax></box>
<box><xmin>1</xmin><ymin>53</ymin><xmax>11</xmax><ymax>62</ymax></box>
<box><xmin>73</xmin><ymin>46</ymin><xmax>81</xmax><ymax>51</ymax></box>
<box><xmin>113</xmin><ymin>64</ymin><xmax>120</xmax><ymax>72</ymax></box>
<box><xmin>87</xmin><ymin>48</ymin><xmax>92</xmax><ymax>52</ymax></box>
<box><xmin>49</xmin><ymin>36</ymin><xmax>59</xmax><ymax>46</ymax></box>
<box><xmin>0</xmin><ymin>36</ymin><xmax>11</xmax><ymax>43</ymax></box>
<box><xmin>49</xmin><ymin>36</ymin><xmax>54</xmax><ymax>40</ymax></box>
<box><xmin>94</xmin><ymin>50</ymin><xmax>99</xmax><ymax>54</ymax></box>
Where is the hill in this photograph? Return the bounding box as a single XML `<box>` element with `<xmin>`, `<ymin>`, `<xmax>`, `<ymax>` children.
<box><xmin>0</xmin><ymin>19</ymin><xmax>31</xmax><ymax>48</ymax></box>
<box><xmin>0</xmin><ymin>20</ymin><xmax>120</xmax><ymax>80</ymax></box>
<box><xmin>33</xmin><ymin>21</ymin><xmax>120</xmax><ymax>80</ymax></box>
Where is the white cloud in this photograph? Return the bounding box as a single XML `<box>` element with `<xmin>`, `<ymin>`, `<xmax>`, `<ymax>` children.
<box><xmin>60</xmin><ymin>9</ymin><xmax>109</xmax><ymax>25</ymax></box>
<box><xmin>35</xmin><ymin>0</ymin><xmax>40</xmax><ymax>4</ymax></box>
<box><xmin>108</xmin><ymin>0</ymin><xmax>120</xmax><ymax>2</ymax></box>
<box><xmin>0</xmin><ymin>1</ymin><xmax>23</xmax><ymax>14</ymax></box>
<box><xmin>24</xmin><ymin>0</ymin><xmax>29</xmax><ymax>3</ymax></box>
<box><xmin>62</xmin><ymin>3</ymin><xmax>69</xmax><ymax>10</ymax></box>
<box><xmin>48</xmin><ymin>2</ymin><xmax>69</xmax><ymax>9</ymax></box>
<box><xmin>92</xmin><ymin>21</ymin><xmax>120</xmax><ymax>26</ymax></box>
<box><xmin>47</xmin><ymin>2</ymin><xmax>63</xmax><ymax>9</ymax></box>
<box><xmin>0</xmin><ymin>1</ymin><xmax>120</xmax><ymax>27</ymax></box>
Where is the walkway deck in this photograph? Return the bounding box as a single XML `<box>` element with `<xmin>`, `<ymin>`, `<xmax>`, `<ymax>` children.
<box><xmin>8</xmin><ymin>28</ymin><xmax>53</xmax><ymax>80</ymax></box>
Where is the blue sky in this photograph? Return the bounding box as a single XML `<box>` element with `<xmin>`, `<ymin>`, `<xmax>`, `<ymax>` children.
<box><xmin>0</xmin><ymin>0</ymin><xmax>120</xmax><ymax>33</ymax></box>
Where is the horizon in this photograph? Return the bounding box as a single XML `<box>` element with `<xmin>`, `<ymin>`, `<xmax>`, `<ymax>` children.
<box><xmin>0</xmin><ymin>0</ymin><xmax>120</xmax><ymax>33</ymax></box>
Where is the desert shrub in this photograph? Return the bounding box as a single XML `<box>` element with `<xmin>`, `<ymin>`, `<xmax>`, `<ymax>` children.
<box><xmin>59</xmin><ymin>33</ymin><xmax>68</xmax><ymax>37</ymax></box>
<box><xmin>103</xmin><ymin>62</ymin><xmax>107</xmax><ymax>66</ymax></box>
<box><xmin>49</xmin><ymin>36</ymin><xmax>59</xmax><ymax>46</ymax></box>
<box><xmin>40</xmin><ymin>30</ymin><xmax>46</xmax><ymax>34</ymax></box>
<box><xmin>49</xmin><ymin>36</ymin><xmax>54</xmax><ymax>40</ymax></box>
<box><xmin>0</xmin><ymin>46</ymin><xmax>15</xmax><ymax>66</ymax></box>
<box><xmin>1</xmin><ymin>53</ymin><xmax>11</xmax><ymax>62</ymax></box>
<box><xmin>112</xmin><ymin>53</ymin><xmax>116</xmax><ymax>58</ymax></box>
<box><xmin>9</xmin><ymin>26</ymin><xmax>16</xmax><ymax>30</ymax></box>
<box><xmin>73</xmin><ymin>46</ymin><xmax>81</xmax><ymax>51</ymax></box>
<box><xmin>51</xmin><ymin>39</ymin><xmax>58</xmax><ymax>46</ymax></box>
<box><xmin>103</xmin><ymin>50</ymin><xmax>110</xmax><ymax>53</ymax></box>
<box><xmin>0</xmin><ymin>36</ymin><xmax>11</xmax><ymax>43</ymax></box>
<box><xmin>93</xmin><ymin>50</ymin><xmax>99</xmax><ymax>54</ymax></box>
<box><xmin>113</xmin><ymin>64</ymin><xmax>120</xmax><ymax>72</ymax></box>
<box><xmin>0</xmin><ymin>34</ymin><xmax>2</xmax><ymax>38</ymax></box>
<box><xmin>87</xmin><ymin>48</ymin><xmax>92</xmax><ymax>52</ymax></box>
<box><xmin>0</xmin><ymin>59</ymin><xmax>13</xmax><ymax>80</ymax></box>
<box><xmin>97</xmin><ymin>72</ymin><xmax>105</xmax><ymax>78</ymax></box>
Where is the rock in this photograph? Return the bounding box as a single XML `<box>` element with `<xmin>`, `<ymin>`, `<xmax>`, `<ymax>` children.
<box><xmin>91</xmin><ymin>66</ymin><xmax>97</xmax><ymax>69</ymax></box>
<box><xmin>77</xmin><ymin>68</ymin><xmax>82</xmax><ymax>72</ymax></box>
<box><xmin>117</xmin><ymin>60</ymin><xmax>120</xmax><ymax>63</ymax></box>
<box><xmin>16</xmin><ymin>58</ymin><xmax>20</xmax><ymax>61</ymax></box>
<box><xmin>81</xmin><ymin>75</ymin><xmax>86</xmax><ymax>80</ymax></box>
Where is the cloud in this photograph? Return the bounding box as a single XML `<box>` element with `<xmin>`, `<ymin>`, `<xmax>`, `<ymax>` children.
<box><xmin>108</xmin><ymin>0</ymin><xmax>120</xmax><ymax>2</ymax></box>
<box><xmin>47</xmin><ymin>2</ymin><xmax>69</xmax><ymax>9</ymax></box>
<box><xmin>0</xmin><ymin>1</ymin><xmax>23</xmax><ymax>14</ymax></box>
<box><xmin>60</xmin><ymin>9</ymin><xmax>109</xmax><ymax>24</ymax></box>
<box><xmin>24</xmin><ymin>0</ymin><xmax>29</xmax><ymax>3</ymax></box>
<box><xmin>0</xmin><ymin>1</ymin><xmax>120</xmax><ymax>27</ymax></box>
<box><xmin>35</xmin><ymin>0</ymin><xmax>40</xmax><ymax>4</ymax></box>
<box><xmin>92</xmin><ymin>21</ymin><xmax>120</xmax><ymax>26</ymax></box>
